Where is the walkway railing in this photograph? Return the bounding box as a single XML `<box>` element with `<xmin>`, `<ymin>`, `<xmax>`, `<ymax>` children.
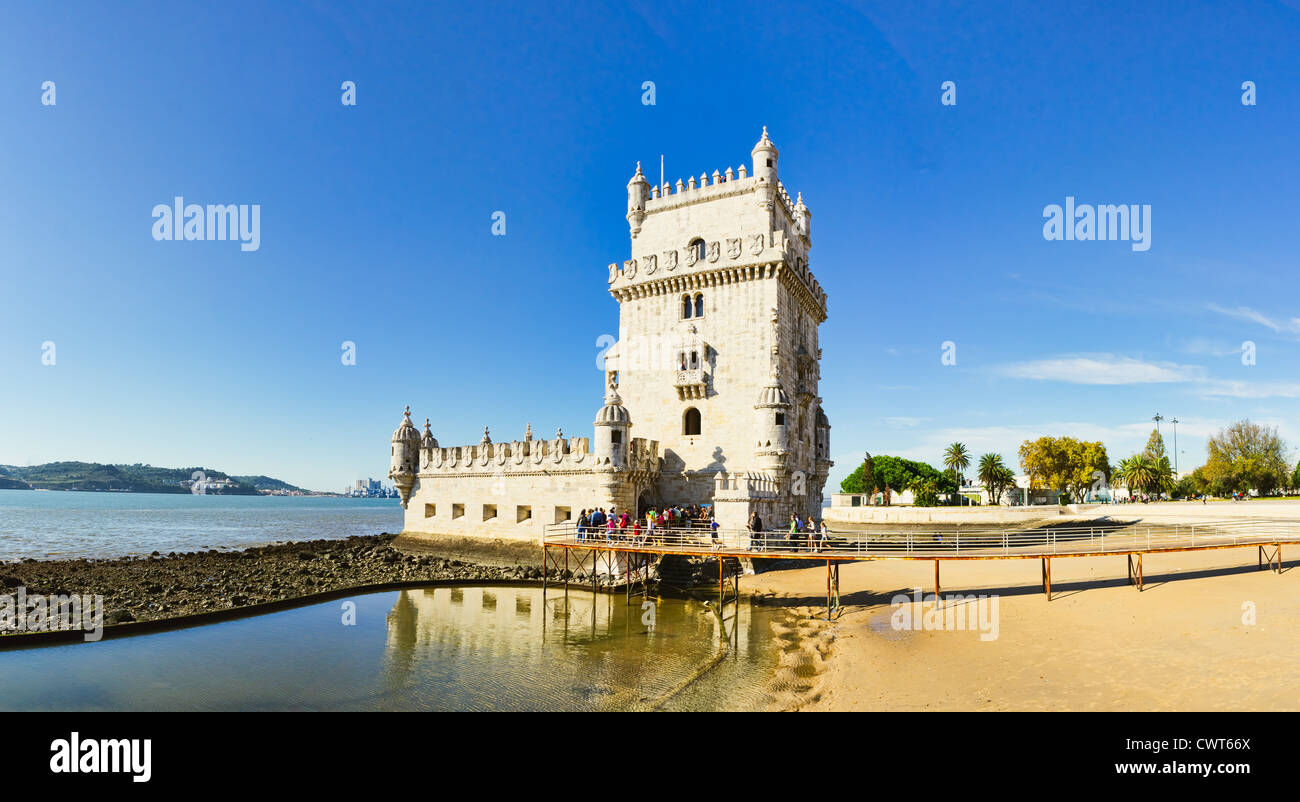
<box><xmin>543</xmin><ymin>519</ymin><xmax>1300</xmax><ymax>560</ymax></box>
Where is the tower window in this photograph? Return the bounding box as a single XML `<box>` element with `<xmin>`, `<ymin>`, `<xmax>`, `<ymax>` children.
<box><xmin>683</xmin><ymin>407</ymin><xmax>701</xmax><ymax>436</ymax></box>
<box><xmin>611</xmin><ymin>430</ymin><xmax>622</xmax><ymax>444</ymax></box>
<box><xmin>766</xmin><ymin>159</ymin><xmax>773</xmax><ymax>167</ymax></box>
<box><xmin>682</xmin><ymin>294</ymin><xmax>693</xmax><ymax>319</ymax></box>
<box><xmin>690</xmin><ymin>238</ymin><xmax>706</xmax><ymax>261</ymax></box>
<box><xmin>775</xmin><ymin>412</ymin><xmax>785</xmax><ymax>426</ymax></box>
<box><xmin>693</xmin><ymin>293</ymin><xmax>704</xmax><ymax>318</ymax></box>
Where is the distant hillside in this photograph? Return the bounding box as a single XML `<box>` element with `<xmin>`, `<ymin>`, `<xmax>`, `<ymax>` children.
<box><xmin>232</xmin><ymin>475</ymin><xmax>307</xmax><ymax>493</ymax></box>
<box><xmin>0</xmin><ymin>466</ymin><xmax>30</xmax><ymax>490</ymax></box>
<box><xmin>0</xmin><ymin>462</ymin><xmax>280</xmax><ymax>494</ymax></box>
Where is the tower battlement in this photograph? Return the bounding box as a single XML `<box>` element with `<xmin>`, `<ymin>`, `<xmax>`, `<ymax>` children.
<box><xmin>390</xmin><ymin>129</ymin><xmax>831</xmax><ymax>542</ymax></box>
<box><xmin>418</xmin><ymin>435</ymin><xmax>660</xmax><ymax>475</ymax></box>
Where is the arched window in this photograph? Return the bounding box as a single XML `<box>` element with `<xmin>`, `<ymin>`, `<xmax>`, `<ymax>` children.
<box><xmin>683</xmin><ymin>407</ymin><xmax>702</xmax><ymax>436</ymax></box>
<box><xmin>681</xmin><ymin>294</ymin><xmax>693</xmax><ymax>319</ymax></box>
<box><xmin>693</xmin><ymin>293</ymin><xmax>704</xmax><ymax>318</ymax></box>
<box><xmin>690</xmin><ymin>238</ymin><xmax>706</xmax><ymax>262</ymax></box>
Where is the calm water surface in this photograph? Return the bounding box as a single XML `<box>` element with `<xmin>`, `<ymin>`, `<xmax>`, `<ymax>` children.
<box><xmin>0</xmin><ymin>490</ymin><xmax>402</xmax><ymax>560</ymax></box>
<box><xmin>0</xmin><ymin>586</ymin><xmax>783</xmax><ymax>711</ymax></box>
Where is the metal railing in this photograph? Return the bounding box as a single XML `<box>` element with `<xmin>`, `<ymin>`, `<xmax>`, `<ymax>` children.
<box><xmin>543</xmin><ymin>519</ymin><xmax>1300</xmax><ymax>559</ymax></box>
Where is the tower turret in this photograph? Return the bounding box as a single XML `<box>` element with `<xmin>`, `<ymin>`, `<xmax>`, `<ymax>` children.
<box><xmin>593</xmin><ymin>373</ymin><xmax>632</xmax><ymax>468</ymax></box>
<box><xmin>420</xmin><ymin>418</ymin><xmax>438</xmax><ymax>467</ymax></box>
<box><xmin>751</xmin><ymin>125</ymin><xmax>779</xmax><ymax>189</ymax></box>
<box><xmin>815</xmin><ymin>406</ymin><xmax>831</xmax><ymax>463</ymax></box>
<box><xmin>754</xmin><ymin>367</ymin><xmax>792</xmax><ymax>471</ymax></box>
<box><xmin>626</xmin><ymin>161</ymin><xmax>650</xmax><ymax>238</ymax></box>
<box><xmin>389</xmin><ymin>405</ymin><xmax>420</xmax><ymax>507</ymax></box>
<box><xmin>794</xmin><ymin>191</ymin><xmax>811</xmax><ymax>241</ymax></box>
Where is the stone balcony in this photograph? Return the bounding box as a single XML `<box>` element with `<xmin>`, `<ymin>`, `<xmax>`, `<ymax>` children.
<box><xmin>674</xmin><ymin>368</ymin><xmax>707</xmax><ymax>400</ymax></box>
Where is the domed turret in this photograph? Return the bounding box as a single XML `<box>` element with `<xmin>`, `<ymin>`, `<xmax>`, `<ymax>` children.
<box><xmin>794</xmin><ymin>191</ymin><xmax>811</xmax><ymax>240</ymax></box>
<box><xmin>594</xmin><ymin>373</ymin><xmax>632</xmax><ymax>467</ymax></box>
<box><xmin>754</xmin><ymin>367</ymin><xmax>791</xmax><ymax>470</ymax></box>
<box><xmin>626</xmin><ymin>161</ymin><xmax>650</xmax><ymax>238</ymax></box>
<box><xmin>751</xmin><ymin>126</ymin><xmax>779</xmax><ymax>185</ymax></box>
<box><xmin>389</xmin><ymin>405</ymin><xmax>420</xmax><ymax>507</ymax></box>
<box><xmin>421</xmin><ymin>418</ymin><xmax>438</xmax><ymax>450</ymax></box>
<box><xmin>815</xmin><ymin>407</ymin><xmax>831</xmax><ymax>462</ymax></box>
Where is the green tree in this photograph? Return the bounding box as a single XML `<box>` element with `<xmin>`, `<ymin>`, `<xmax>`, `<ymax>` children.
<box><xmin>840</xmin><ymin>455</ymin><xmax>956</xmax><ymax>499</ymax></box>
<box><xmin>943</xmin><ymin>442</ymin><xmax>971</xmax><ymax>504</ymax></box>
<box><xmin>910</xmin><ymin>477</ymin><xmax>941</xmax><ymax>507</ymax></box>
<box><xmin>1018</xmin><ymin>436</ymin><xmax>1111</xmax><ymax>502</ymax></box>
<box><xmin>1142</xmin><ymin>428</ymin><xmax>1167</xmax><ymax>462</ymax></box>
<box><xmin>1204</xmin><ymin>420</ymin><xmax>1290</xmax><ymax>495</ymax></box>
<box><xmin>977</xmin><ymin>453</ymin><xmax>1015</xmax><ymax>505</ymax></box>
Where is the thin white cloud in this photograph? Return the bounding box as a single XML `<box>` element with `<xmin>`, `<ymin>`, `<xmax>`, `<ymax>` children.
<box><xmin>996</xmin><ymin>354</ymin><xmax>1205</xmax><ymax>385</ymax></box>
<box><xmin>1206</xmin><ymin>303</ymin><xmax>1300</xmax><ymax>336</ymax></box>
<box><xmin>996</xmin><ymin>352</ymin><xmax>1300</xmax><ymax>400</ymax></box>
<box><xmin>1199</xmin><ymin>380</ymin><xmax>1300</xmax><ymax>399</ymax></box>
<box><xmin>1178</xmin><ymin>337</ymin><xmax>1240</xmax><ymax>358</ymax></box>
<box><xmin>883</xmin><ymin>416</ymin><xmax>928</xmax><ymax>427</ymax></box>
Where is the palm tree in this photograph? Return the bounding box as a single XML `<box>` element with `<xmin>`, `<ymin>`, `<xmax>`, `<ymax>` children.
<box><xmin>1112</xmin><ymin>456</ymin><xmax>1133</xmax><ymax>499</ymax></box>
<box><xmin>944</xmin><ymin>442</ymin><xmax>971</xmax><ymax>505</ymax></box>
<box><xmin>1119</xmin><ymin>455</ymin><xmax>1161</xmax><ymax>498</ymax></box>
<box><xmin>977</xmin><ymin>453</ymin><xmax>1012</xmax><ymax>505</ymax></box>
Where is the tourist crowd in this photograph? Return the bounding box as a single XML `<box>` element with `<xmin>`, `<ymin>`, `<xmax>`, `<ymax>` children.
<box><xmin>572</xmin><ymin>505</ymin><xmax>832</xmax><ymax>553</ymax></box>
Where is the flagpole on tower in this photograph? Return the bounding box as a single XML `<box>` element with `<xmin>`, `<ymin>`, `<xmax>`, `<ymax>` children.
<box><xmin>660</xmin><ymin>154</ymin><xmax>664</xmax><ymax>193</ymax></box>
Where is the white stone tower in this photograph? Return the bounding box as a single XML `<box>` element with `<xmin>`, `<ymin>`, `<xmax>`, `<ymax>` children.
<box><xmin>605</xmin><ymin>128</ymin><xmax>832</xmax><ymax>528</ymax></box>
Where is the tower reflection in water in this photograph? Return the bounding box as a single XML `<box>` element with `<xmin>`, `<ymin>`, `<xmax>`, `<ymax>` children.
<box><xmin>380</xmin><ymin>585</ymin><xmax>769</xmax><ymax>711</ymax></box>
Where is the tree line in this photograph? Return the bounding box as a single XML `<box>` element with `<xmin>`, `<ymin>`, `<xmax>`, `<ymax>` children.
<box><xmin>839</xmin><ymin>419</ymin><xmax>1297</xmax><ymax>505</ymax></box>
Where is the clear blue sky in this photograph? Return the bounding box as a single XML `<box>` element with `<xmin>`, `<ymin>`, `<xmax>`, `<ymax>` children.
<box><xmin>2</xmin><ymin>0</ymin><xmax>1298</xmax><ymax>491</ymax></box>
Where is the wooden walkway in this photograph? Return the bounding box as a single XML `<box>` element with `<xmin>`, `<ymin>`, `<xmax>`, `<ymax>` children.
<box><xmin>541</xmin><ymin>520</ymin><xmax>1298</xmax><ymax>616</ymax></box>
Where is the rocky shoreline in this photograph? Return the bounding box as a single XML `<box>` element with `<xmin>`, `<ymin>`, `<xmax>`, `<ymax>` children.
<box><xmin>0</xmin><ymin>534</ymin><xmax>544</xmax><ymax>629</ymax></box>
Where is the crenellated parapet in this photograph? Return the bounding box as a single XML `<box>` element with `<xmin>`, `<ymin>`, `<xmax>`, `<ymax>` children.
<box><xmin>625</xmin><ymin>436</ymin><xmax>661</xmax><ymax>473</ymax></box>
<box><xmin>713</xmin><ymin>470</ymin><xmax>780</xmax><ymax>501</ymax></box>
<box><xmin>417</xmin><ymin>435</ymin><xmax>661</xmax><ymax>476</ymax></box>
<box><xmin>647</xmin><ymin>164</ymin><xmax>751</xmax><ymax>206</ymax></box>
<box><xmin>608</xmin><ymin>227</ymin><xmax>827</xmax><ymax>320</ymax></box>
<box><xmin>421</xmin><ymin>436</ymin><xmax>589</xmax><ymax>474</ymax></box>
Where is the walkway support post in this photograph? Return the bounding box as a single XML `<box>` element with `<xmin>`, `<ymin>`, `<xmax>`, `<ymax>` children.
<box><xmin>934</xmin><ymin>559</ymin><xmax>940</xmax><ymax>599</ymax></box>
<box><xmin>825</xmin><ymin>560</ymin><xmax>831</xmax><ymax>620</ymax></box>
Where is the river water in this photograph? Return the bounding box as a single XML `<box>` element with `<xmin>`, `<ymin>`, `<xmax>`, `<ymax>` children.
<box><xmin>0</xmin><ymin>490</ymin><xmax>403</xmax><ymax>560</ymax></box>
<box><xmin>0</xmin><ymin>490</ymin><xmax>785</xmax><ymax>710</ymax></box>
<box><xmin>0</xmin><ymin>586</ymin><xmax>783</xmax><ymax>711</ymax></box>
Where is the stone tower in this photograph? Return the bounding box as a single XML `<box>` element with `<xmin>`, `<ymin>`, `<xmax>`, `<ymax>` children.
<box><xmin>605</xmin><ymin>128</ymin><xmax>832</xmax><ymax>529</ymax></box>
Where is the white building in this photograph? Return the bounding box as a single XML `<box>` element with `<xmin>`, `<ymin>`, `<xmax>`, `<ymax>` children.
<box><xmin>389</xmin><ymin>129</ymin><xmax>833</xmax><ymax>542</ymax></box>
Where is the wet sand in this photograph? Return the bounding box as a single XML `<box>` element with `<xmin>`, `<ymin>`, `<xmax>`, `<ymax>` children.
<box><xmin>750</xmin><ymin>544</ymin><xmax>1300</xmax><ymax>711</ymax></box>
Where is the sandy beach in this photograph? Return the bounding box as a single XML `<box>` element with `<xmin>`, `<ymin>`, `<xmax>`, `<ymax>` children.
<box><xmin>750</xmin><ymin>513</ymin><xmax>1300</xmax><ymax>711</ymax></box>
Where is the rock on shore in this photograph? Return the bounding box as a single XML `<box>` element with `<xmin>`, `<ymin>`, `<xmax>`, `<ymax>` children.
<box><xmin>0</xmin><ymin>534</ymin><xmax>543</xmax><ymax>627</ymax></box>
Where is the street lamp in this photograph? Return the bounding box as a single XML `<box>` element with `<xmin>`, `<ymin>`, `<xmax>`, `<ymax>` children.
<box><xmin>1170</xmin><ymin>418</ymin><xmax>1179</xmax><ymax>476</ymax></box>
<box><xmin>1152</xmin><ymin>413</ymin><xmax>1163</xmax><ymax>437</ymax></box>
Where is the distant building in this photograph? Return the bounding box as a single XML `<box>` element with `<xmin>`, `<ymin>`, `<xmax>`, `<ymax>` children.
<box><xmin>345</xmin><ymin>478</ymin><xmax>395</xmax><ymax>498</ymax></box>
